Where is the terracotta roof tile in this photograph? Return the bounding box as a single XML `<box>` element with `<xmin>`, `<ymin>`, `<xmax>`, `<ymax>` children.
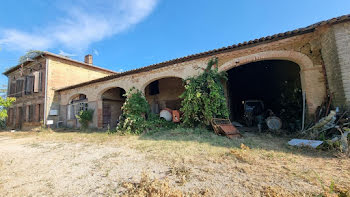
<box><xmin>55</xmin><ymin>14</ymin><xmax>350</xmax><ymax>92</ymax></box>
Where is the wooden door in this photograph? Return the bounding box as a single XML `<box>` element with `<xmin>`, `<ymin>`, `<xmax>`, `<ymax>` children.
<box><xmin>102</xmin><ymin>103</ymin><xmax>111</xmax><ymax>128</ymax></box>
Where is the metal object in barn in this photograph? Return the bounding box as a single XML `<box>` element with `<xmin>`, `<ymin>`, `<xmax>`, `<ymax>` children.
<box><xmin>211</xmin><ymin>118</ymin><xmax>242</xmax><ymax>139</ymax></box>
<box><xmin>243</xmin><ymin>100</ymin><xmax>264</xmax><ymax>127</ymax></box>
<box><xmin>160</xmin><ymin>108</ymin><xmax>173</xmax><ymax>121</ymax></box>
<box><xmin>172</xmin><ymin>110</ymin><xmax>180</xmax><ymax>123</ymax></box>
<box><xmin>266</xmin><ymin>116</ymin><xmax>282</xmax><ymax>131</ymax></box>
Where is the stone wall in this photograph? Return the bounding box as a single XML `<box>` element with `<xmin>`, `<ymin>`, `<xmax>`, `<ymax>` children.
<box><xmin>46</xmin><ymin>56</ymin><xmax>112</xmax><ymax>126</ymax></box>
<box><xmin>6</xmin><ymin>58</ymin><xmax>46</xmax><ymax>129</ymax></box>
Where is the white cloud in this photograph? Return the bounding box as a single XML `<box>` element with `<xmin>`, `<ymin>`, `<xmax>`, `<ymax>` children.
<box><xmin>0</xmin><ymin>29</ymin><xmax>52</xmax><ymax>51</ymax></box>
<box><xmin>0</xmin><ymin>0</ymin><xmax>158</xmax><ymax>52</ymax></box>
<box><xmin>93</xmin><ymin>49</ymin><xmax>99</xmax><ymax>56</ymax></box>
<box><xmin>58</xmin><ymin>50</ymin><xmax>76</xmax><ymax>57</ymax></box>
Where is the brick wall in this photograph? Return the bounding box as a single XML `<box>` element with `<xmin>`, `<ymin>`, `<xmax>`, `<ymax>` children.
<box><xmin>333</xmin><ymin>22</ymin><xmax>350</xmax><ymax>108</ymax></box>
<box><xmin>321</xmin><ymin>26</ymin><xmax>346</xmax><ymax>106</ymax></box>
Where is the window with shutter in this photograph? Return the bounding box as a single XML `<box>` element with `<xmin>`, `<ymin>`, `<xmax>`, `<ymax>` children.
<box><xmin>28</xmin><ymin>105</ymin><xmax>34</xmax><ymax>122</ymax></box>
<box><xmin>15</xmin><ymin>80</ymin><xmax>24</xmax><ymax>97</ymax></box>
<box><xmin>25</xmin><ymin>76</ymin><xmax>34</xmax><ymax>95</ymax></box>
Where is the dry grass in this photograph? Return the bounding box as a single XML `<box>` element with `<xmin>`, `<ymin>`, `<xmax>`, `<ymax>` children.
<box><xmin>120</xmin><ymin>172</ymin><xmax>211</xmax><ymax>197</ymax></box>
<box><xmin>1</xmin><ymin>128</ymin><xmax>350</xmax><ymax>196</ymax></box>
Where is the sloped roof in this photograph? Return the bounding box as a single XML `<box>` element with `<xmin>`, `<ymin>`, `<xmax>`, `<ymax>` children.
<box><xmin>3</xmin><ymin>51</ymin><xmax>117</xmax><ymax>75</ymax></box>
<box><xmin>53</xmin><ymin>14</ymin><xmax>349</xmax><ymax>92</ymax></box>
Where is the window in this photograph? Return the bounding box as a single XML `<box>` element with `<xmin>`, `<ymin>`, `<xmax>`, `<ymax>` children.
<box><xmin>68</xmin><ymin>102</ymin><xmax>88</xmax><ymax>120</ymax></box>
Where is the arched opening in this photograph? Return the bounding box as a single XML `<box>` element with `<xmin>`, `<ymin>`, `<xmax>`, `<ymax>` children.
<box><xmin>101</xmin><ymin>87</ymin><xmax>126</xmax><ymax>128</ymax></box>
<box><xmin>144</xmin><ymin>77</ymin><xmax>184</xmax><ymax>114</ymax></box>
<box><xmin>67</xmin><ymin>94</ymin><xmax>88</xmax><ymax>128</ymax></box>
<box><xmin>226</xmin><ymin>60</ymin><xmax>302</xmax><ymax>130</ymax></box>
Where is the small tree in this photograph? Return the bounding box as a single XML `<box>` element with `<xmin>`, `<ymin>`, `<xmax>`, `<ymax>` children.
<box><xmin>76</xmin><ymin>109</ymin><xmax>94</xmax><ymax>129</ymax></box>
<box><xmin>18</xmin><ymin>50</ymin><xmax>43</xmax><ymax>64</ymax></box>
<box><xmin>0</xmin><ymin>97</ymin><xmax>16</xmax><ymax>128</ymax></box>
<box><xmin>180</xmin><ymin>58</ymin><xmax>229</xmax><ymax>127</ymax></box>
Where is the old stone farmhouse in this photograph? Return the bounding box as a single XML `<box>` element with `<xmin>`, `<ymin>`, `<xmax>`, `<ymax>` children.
<box><xmin>4</xmin><ymin>14</ymin><xmax>350</xmax><ymax>129</ymax></box>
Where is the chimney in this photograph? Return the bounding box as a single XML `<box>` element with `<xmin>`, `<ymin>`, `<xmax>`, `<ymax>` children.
<box><xmin>84</xmin><ymin>54</ymin><xmax>93</xmax><ymax>65</ymax></box>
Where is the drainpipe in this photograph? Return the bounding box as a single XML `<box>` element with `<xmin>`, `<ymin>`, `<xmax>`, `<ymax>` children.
<box><xmin>43</xmin><ymin>57</ymin><xmax>49</xmax><ymax>126</ymax></box>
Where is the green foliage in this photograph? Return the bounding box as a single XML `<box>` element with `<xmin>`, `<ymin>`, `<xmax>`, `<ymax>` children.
<box><xmin>116</xmin><ymin>88</ymin><xmax>151</xmax><ymax>134</ymax></box>
<box><xmin>180</xmin><ymin>58</ymin><xmax>229</xmax><ymax>127</ymax></box>
<box><xmin>76</xmin><ymin>109</ymin><xmax>94</xmax><ymax>129</ymax></box>
<box><xmin>0</xmin><ymin>97</ymin><xmax>15</xmax><ymax>129</ymax></box>
<box><xmin>114</xmin><ymin>88</ymin><xmax>177</xmax><ymax>135</ymax></box>
<box><xmin>18</xmin><ymin>50</ymin><xmax>43</xmax><ymax>64</ymax></box>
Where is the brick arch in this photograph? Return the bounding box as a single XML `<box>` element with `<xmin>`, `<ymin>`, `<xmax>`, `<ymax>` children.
<box><xmin>219</xmin><ymin>50</ymin><xmax>313</xmax><ymax>72</ymax></box>
<box><xmin>140</xmin><ymin>75</ymin><xmax>184</xmax><ymax>94</ymax></box>
<box><xmin>97</xmin><ymin>86</ymin><xmax>127</xmax><ymax>99</ymax></box>
<box><xmin>219</xmin><ymin>50</ymin><xmax>325</xmax><ymax>114</ymax></box>
<box><xmin>66</xmin><ymin>93</ymin><xmax>88</xmax><ymax>104</ymax></box>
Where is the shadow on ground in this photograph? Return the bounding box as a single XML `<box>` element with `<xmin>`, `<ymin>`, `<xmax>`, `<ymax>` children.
<box><xmin>138</xmin><ymin>127</ymin><xmax>337</xmax><ymax>158</ymax></box>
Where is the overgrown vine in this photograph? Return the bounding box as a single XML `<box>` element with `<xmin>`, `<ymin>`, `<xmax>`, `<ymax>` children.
<box><xmin>180</xmin><ymin>57</ymin><xmax>229</xmax><ymax>127</ymax></box>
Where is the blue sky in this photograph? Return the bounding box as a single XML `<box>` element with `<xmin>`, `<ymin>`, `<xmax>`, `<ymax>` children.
<box><xmin>0</xmin><ymin>0</ymin><xmax>350</xmax><ymax>87</ymax></box>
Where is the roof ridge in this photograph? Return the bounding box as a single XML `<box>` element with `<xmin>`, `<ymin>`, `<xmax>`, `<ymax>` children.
<box><xmin>54</xmin><ymin>14</ymin><xmax>350</xmax><ymax>92</ymax></box>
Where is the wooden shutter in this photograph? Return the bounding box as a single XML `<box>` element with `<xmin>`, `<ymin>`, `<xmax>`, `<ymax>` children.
<box><xmin>23</xmin><ymin>106</ymin><xmax>27</xmax><ymax>122</ymax></box>
<box><xmin>33</xmin><ymin>71</ymin><xmax>39</xmax><ymax>93</ymax></box>
<box><xmin>29</xmin><ymin>105</ymin><xmax>34</xmax><ymax>122</ymax></box>
<box><xmin>25</xmin><ymin>76</ymin><xmax>34</xmax><ymax>94</ymax></box>
<box><xmin>15</xmin><ymin>80</ymin><xmax>24</xmax><ymax>97</ymax></box>
<box><xmin>39</xmin><ymin>71</ymin><xmax>43</xmax><ymax>92</ymax></box>
<box><xmin>10</xmin><ymin>82</ymin><xmax>16</xmax><ymax>97</ymax></box>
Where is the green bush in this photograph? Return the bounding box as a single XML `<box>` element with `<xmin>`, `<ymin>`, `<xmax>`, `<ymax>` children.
<box><xmin>0</xmin><ymin>97</ymin><xmax>16</xmax><ymax>129</ymax></box>
<box><xmin>117</xmin><ymin>88</ymin><xmax>151</xmax><ymax>134</ymax></box>
<box><xmin>76</xmin><ymin>109</ymin><xmax>94</xmax><ymax>129</ymax></box>
<box><xmin>115</xmin><ymin>88</ymin><xmax>177</xmax><ymax>135</ymax></box>
<box><xmin>180</xmin><ymin>58</ymin><xmax>229</xmax><ymax>127</ymax></box>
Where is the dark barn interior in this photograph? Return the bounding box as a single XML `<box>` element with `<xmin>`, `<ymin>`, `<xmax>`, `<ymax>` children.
<box><xmin>226</xmin><ymin>60</ymin><xmax>303</xmax><ymax>129</ymax></box>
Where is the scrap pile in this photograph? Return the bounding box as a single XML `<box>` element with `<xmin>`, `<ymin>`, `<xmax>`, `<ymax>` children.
<box><xmin>299</xmin><ymin>107</ymin><xmax>350</xmax><ymax>156</ymax></box>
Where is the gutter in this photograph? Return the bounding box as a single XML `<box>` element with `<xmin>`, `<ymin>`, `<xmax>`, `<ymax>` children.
<box><xmin>43</xmin><ymin>57</ymin><xmax>49</xmax><ymax>125</ymax></box>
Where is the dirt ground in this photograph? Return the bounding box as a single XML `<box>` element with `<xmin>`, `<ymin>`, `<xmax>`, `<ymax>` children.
<box><xmin>0</xmin><ymin>129</ymin><xmax>349</xmax><ymax>196</ymax></box>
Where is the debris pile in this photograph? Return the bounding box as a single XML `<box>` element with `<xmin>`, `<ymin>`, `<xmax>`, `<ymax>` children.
<box><xmin>298</xmin><ymin>106</ymin><xmax>350</xmax><ymax>156</ymax></box>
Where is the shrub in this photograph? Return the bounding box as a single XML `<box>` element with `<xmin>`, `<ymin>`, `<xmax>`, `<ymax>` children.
<box><xmin>117</xmin><ymin>88</ymin><xmax>150</xmax><ymax>134</ymax></box>
<box><xmin>76</xmin><ymin>109</ymin><xmax>94</xmax><ymax>129</ymax></box>
<box><xmin>0</xmin><ymin>97</ymin><xmax>16</xmax><ymax>129</ymax></box>
<box><xmin>115</xmin><ymin>88</ymin><xmax>177</xmax><ymax>135</ymax></box>
<box><xmin>180</xmin><ymin>58</ymin><xmax>229</xmax><ymax>127</ymax></box>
